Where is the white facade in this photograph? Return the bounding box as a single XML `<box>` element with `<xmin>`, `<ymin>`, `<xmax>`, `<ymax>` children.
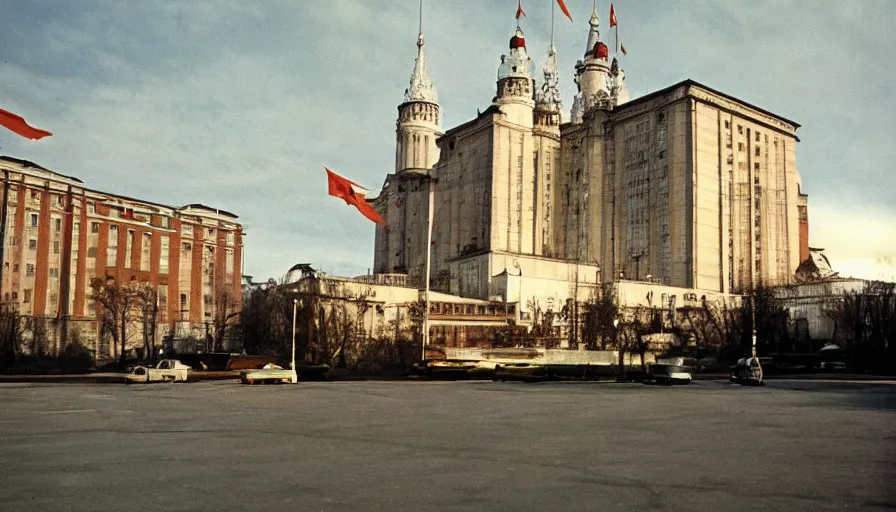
<box><xmin>370</xmin><ymin>13</ymin><xmax>806</xmax><ymax>326</ymax></box>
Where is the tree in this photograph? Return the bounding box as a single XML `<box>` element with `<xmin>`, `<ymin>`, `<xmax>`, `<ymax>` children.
<box><xmin>89</xmin><ymin>278</ymin><xmax>154</xmax><ymax>364</ymax></box>
<box><xmin>212</xmin><ymin>292</ymin><xmax>240</xmax><ymax>352</ymax></box>
<box><xmin>581</xmin><ymin>292</ymin><xmax>619</xmax><ymax>350</ymax></box>
<box><xmin>826</xmin><ymin>281</ymin><xmax>896</xmax><ymax>372</ymax></box>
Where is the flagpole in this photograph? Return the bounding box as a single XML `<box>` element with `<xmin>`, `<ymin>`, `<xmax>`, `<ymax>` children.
<box><xmin>422</xmin><ymin>177</ymin><xmax>434</xmax><ymax>361</ymax></box>
<box><xmin>550</xmin><ymin>0</ymin><xmax>557</xmax><ymax>46</ymax></box>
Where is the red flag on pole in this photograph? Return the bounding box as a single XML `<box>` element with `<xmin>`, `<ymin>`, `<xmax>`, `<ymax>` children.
<box><xmin>515</xmin><ymin>0</ymin><xmax>526</xmax><ymax>19</ymax></box>
<box><xmin>0</xmin><ymin>109</ymin><xmax>52</xmax><ymax>140</ymax></box>
<box><xmin>325</xmin><ymin>168</ymin><xmax>386</xmax><ymax>225</ymax></box>
<box><xmin>556</xmin><ymin>0</ymin><xmax>573</xmax><ymax>22</ymax></box>
<box><xmin>609</xmin><ymin>4</ymin><xmax>618</xmax><ymax>27</ymax></box>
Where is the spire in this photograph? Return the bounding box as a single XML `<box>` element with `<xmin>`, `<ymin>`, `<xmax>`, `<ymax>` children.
<box><xmin>404</xmin><ymin>0</ymin><xmax>437</xmax><ymax>104</ymax></box>
<box><xmin>585</xmin><ymin>2</ymin><xmax>601</xmax><ymax>57</ymax></box>
<box><xmin>536</xmin><ymin>44</ymin><xmax>562</xmax><ymax>113</ymax></box>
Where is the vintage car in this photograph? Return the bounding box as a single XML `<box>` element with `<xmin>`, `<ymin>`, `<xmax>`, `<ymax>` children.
<box><xmin>239</xmin><ymin>363</ymin><xmax>298</xmax><ymax>385</ymax></box>
<box><xmin>730</xmin><ymin>357</ymin><xmax>764</xmax><ymax>386</ymax></box>
<box><xmin>124</xmin><ymin>359</ymin><xmax>191</xmax><ymax>384</ymax></box>
<box><xmin>646</xmin><ymin>357</ymin><xmax>699</xmax><ymax>384</ymax></box>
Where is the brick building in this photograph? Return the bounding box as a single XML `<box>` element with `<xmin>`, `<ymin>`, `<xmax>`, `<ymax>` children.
<box><xmin>0</xmin><ymin>156</ymin><xmax>244</xmax><ymax>360</ymax></box>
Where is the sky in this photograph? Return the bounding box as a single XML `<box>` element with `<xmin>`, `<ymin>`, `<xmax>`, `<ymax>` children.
<box><xmin>1</xmin><ymin>0</ymin><xmax>894</xmax><ymax>282</ymax></box>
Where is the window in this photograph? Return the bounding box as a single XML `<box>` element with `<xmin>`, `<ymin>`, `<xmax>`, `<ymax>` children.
<box><xmin>23</xmin><ymin>290</ymin><xmax>31</xmax><ymax>303</ymax></box>
<box><xmin>125</xmin><ymin>230</ymin><xmax>134</xmax><ymax>267</ymax></box>
<box><xmin>26</xmin><ymin>264</ymin><xmax>34</xmax><ymax>276</ymax></box>
<box><xmin>737</xmin><ymin>125</ymin><xmax>743</xmax><ymax>135</ymax></box>
<box><xmin>141</xmin><ymin>232</ymin><xmax>151</xmax><ymax>271</ymax></box>
<box><xmin>53</xmin><ymin>241</ymin><xmax>60</xmax><ymax>254</ymax></box>
<box><xmin>55</xmin><ymin>195</ymin><xmax>64</xmax><ymax>207</ymax></box>
<box><xmin>755</xmin><ymin>132</ymin><xmax>761</xmax><ymax>142</ymax></box>
<box><xmin>738</xmin><ymin>142</ymin><xmax>744</xmax><ymax>152</ymax></box>
<box><xmin>207</xmin><ymin>228</ymin><xmax>215</xmax><ymax>237</ymax></box>
<box><xmin>13</xmin><ymin>264</ymin><xmax>18</xmax><ymax>273</ymax></box>
<box><xmin>182</xmin><ymin>225</ymin><xmax>193</xmax><ymax>237</ymax></box>
<box><xmin>91</xmin><ymin>222</ymin><xmax>100</xmax><ymax>233</ymax></box>
<box><xmin>724</xmin><ymin>120</ymin><xmax>730</xmax><ymax>129</ymax></box>
<box><xmin>108</xmin><ymin>225</ymin><xmax>119</xmax><ymax>246</ymax></box>
<box><xmin>28</xmin><ymin>239</ymin><xmax>36</xmax><ymax>249</ymax></box>
<box><xmin>55</xmin><ymin>218</ymin><xmax>62</xmax><ymax>232</ymax></box>
<box><xmin>49</xmin><ymin>268</ymin><xmax>59</xmax><ymax>278</ymax></box>
<box><xmin>30</xmin><ymin>213</ymin><xmax>38</xmax><ymax>227</ymax></box>
<box><xmin>160</xmin><ymin>236</ymin><xmax>170</xmax><ymax>273</ymax></box>
<box><xmin>30</xmin><ymin>190</ymin><xmax>40</xmax><ymax>202</ymax></box>
<box><xmin>182</xmin><ymin>242</ymin><xmax>192</xmax><ymax>252</ymax></box>
<box><xmin>8</xmin><ymin>190</ymin><xmax>16</xmax><ymax>202</ymax></box>
<box><xmin>755</xmin><ymin>146</ymin><xmax>761</xmax><ymax>156</ymax></box>
<box><xmin>11</xmin><ymin>292</ymin><xmax>17</xmax><ymax>301</ymax></box>
<box><xmin>226</xmin><ymin>231</ymin><xmax>234</xmax><ymax>245</ymax></box>
<box><xmin>88</xmin><ymin>202</ymin><xmax>95</xmax><ymax>214</ymax></box>
<box><xmin>754</xmin><ymin>162</ymin><xmax>760</xmax><ymax>171</ymax></box>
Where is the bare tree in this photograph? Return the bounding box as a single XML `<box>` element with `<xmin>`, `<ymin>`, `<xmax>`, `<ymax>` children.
<box><xmin>212</xmin><ymin>292</ymin><xmax>240</xmax><ymax>352</ymax></box>
<box><xmin>90</xmin><ymin>278</ymin><xmax>154</xmax><ymax>364</ymax></box>
<box><xmin>826</xmin><ymin>281</ymin><xmax>896</xmax><ymax>371</ymax></box>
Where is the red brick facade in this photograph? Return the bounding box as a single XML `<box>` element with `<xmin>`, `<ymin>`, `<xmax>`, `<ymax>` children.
<box><xmin>0</xmin><ymin>156</ymin><xmax>244</xmax><ymax>359</ymax></box>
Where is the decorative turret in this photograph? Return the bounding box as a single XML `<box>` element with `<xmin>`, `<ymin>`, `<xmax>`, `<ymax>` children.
<box><xmin>571</xmin><ymin>4</ymin><xmax>613</xmax><ymax>123</ymax></box>
<box><xmin>396</xmin><ymin>30</ymin><xmax>441</xmax><ymax>174</ymax></box>
<box><xmin>534</xmin><ymin>44</ymin><xmax>562</xmax><ymax>129</ymax></box>
<box><xmin>495</xmin><ymin>26</ymin><xmax>535</xmax><ymax>127</ymax></box>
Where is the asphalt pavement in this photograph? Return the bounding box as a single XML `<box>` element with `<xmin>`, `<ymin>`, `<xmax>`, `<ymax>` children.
<box><xmin>0</xmin><ymin>379</ymin><xmax>893</xmax><ymax>511</ymax></box>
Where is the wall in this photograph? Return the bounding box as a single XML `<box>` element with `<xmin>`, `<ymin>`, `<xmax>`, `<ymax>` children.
<box><xmin>0</xmin><ymin>157</ymin><xmax>243</xmax><ymax>361</ymax></box>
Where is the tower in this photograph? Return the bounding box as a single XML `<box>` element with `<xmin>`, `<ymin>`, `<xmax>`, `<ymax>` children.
<box><xmin>534</xmin><ymin>44</ymin><xmax>562</xmax><ymax>130</ymax></box>
<box><xmin>495</xmin><ymin>26</ymin><xmax>535</xmax><ymax>128</ymax></box>
<box><xmin>571</xmin><ymin>5</ymin><xmax>612</xmax><ymax>123</ymax></box>
<box><xmin>373</xmin><ymin>6</ymin><xmax>442</xmax><ymax>282</ymax></box>
<box><xmin>396</xmin><ymin>31</ymin><xmax>441</xmax><ymax>174</ymax></box>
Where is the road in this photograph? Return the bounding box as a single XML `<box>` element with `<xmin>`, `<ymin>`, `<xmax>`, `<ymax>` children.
<box><xmin>0</xmin><ymin>379</ymin><xmax>893</xmax><ymax>511</ymax></box>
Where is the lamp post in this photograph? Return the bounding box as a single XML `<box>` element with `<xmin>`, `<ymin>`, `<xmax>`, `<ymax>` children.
<box><xmin>613</xmin><ymin>318</ymin><xmax>621</xmax><ymax>381</ymax></box>
<box><xmin>291</xmin><ymin>298</ymin><xmax>297</xmax><ymax>371</ymax></box>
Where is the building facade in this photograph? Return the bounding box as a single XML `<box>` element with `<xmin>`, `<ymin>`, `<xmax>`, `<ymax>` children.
<box><xmin>0</xmin><ymin>156</ymin><xmax>244</xmax><ymax>359</ymax></box>
<box><xmin>370</xmin><ymin>6</ymin><xmax>808</xmax><ymax>326</ymax></box>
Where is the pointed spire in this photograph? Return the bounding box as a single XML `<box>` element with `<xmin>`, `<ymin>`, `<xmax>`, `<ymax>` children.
<box><xmin>404</xmin><ymin>0</ymin><xmax>437</xmax><ymax>104</ymax></box>
<box><xmin>536</xmin><ymin>44</ymin><xmax>562</xmax><ymax>113</ymax></box>
<box><xmin>585</xmin><ymin>0</ymin><xmax>601</xmax><ymax>56</ymax></box>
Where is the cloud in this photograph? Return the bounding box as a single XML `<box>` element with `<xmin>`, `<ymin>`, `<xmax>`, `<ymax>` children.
<box><xmin>0</xmin><ymin>0</ymin><xmax>893</xmax><ymax>282</ymax></box>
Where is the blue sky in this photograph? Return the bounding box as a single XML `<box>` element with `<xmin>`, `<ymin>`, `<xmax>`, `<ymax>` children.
<box><xmin>1</xmin><ymin>0</ymin><xmax>894</xmax><ymax>281</ymax></box>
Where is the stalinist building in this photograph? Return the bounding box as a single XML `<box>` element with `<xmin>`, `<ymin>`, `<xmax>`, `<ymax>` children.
<box><xmin>370</xmin><ymin>5</ymin><xmax>808</xmax><ymax>314</ymax></box>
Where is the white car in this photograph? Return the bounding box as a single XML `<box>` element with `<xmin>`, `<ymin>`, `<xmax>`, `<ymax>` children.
<box><xmin>240</xmin><ymin>363</ymin><xmax>298</xmax><ymax>385</ymax></box>
<box><xmin>125</xmin><ymin>359</ymin><xmax>191</xmax><ymax>384</ymax></box>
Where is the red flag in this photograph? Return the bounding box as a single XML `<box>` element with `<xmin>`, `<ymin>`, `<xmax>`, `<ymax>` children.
<box><xmin>556</xmin><ymin>0</ymin><xmax>573</xmax><ymax>22</ymax></box>
<box><xmin>325</xmin><ymin>168</ymin><xmax>386</xmax><ymax>225</ymax></box>
<box><xmin>621</xmin><ymin>43</ymin><xmax>627</xmax><ymax>55</ymax></box>
<box><xmin>0</xmin><ymin>109</ymin><xmax>52</xmax><ymax>140</ymax></box>
<box><xmin>609</xmin><ymin>4</ymin><xmax>618</xmax><ymax>27</ymax></box>
<box><xmin>515</xmin><ymin>0</ymin><xmax>526</xmax><ymax>19</ymax></box>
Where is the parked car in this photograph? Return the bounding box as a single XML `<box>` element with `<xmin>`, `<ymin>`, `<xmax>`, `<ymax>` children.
<box><xmin>124</xmin><ymin>359</ymin><xmax>191</xmax><ymax>384</ymax></box>
<box><xmin>239</xmin><ymin>363</ymin><xmax>298</xmax><ymax>385</ymax></box>
<box><xmin>646</xmin><ymin>357</ymin><xmax>698</xmax><ymax>384</ymax></box>
<box><xmin>818</xmin><ymin>361</ymin><xmax>847</xmax><ymax>372</ymax></box>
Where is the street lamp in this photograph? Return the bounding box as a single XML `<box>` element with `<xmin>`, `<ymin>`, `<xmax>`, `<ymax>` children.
<box><xmin>291</xmin><ymin>298</ymin><xmax>297</xmax><ymax>371</ymax></box>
